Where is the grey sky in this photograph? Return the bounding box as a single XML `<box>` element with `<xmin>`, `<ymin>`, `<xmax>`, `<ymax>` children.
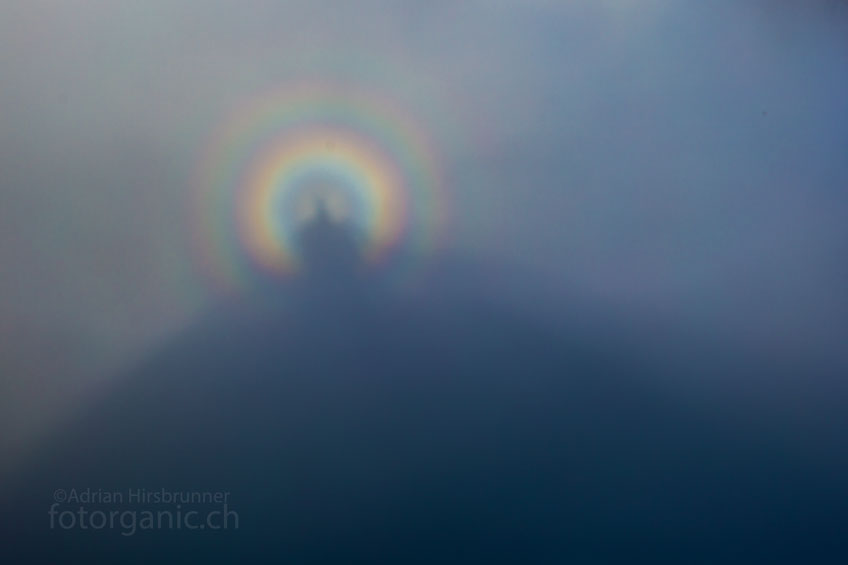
<box><xmin>1</xmin><ymin>0</ymin><xmax>847</xmax><ymax>475</ymax></box>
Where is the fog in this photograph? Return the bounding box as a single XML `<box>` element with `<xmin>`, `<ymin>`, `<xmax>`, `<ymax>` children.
<box><xmin>1</xmin><ymin>0</ymin><xmax>847</xmax><ymax>490</ymax></box>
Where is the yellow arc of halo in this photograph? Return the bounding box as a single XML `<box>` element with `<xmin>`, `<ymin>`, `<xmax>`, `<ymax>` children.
<box><xmin>237</xmin><ymin>129</ymin><xmax>408</xmax><ymax>274</ymax></box>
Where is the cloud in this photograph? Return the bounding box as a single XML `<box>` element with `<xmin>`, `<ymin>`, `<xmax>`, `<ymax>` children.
<box><xmin>1</xmin><ymin>0</ymin><xmax>847</xmax><ymax>474</ymax></box>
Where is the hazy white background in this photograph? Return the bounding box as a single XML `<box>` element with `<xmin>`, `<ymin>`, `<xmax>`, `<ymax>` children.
<box><xmin>2</xmin><ymin>0</ymin><xmax>847</xmax><ymax>478</ymax></box>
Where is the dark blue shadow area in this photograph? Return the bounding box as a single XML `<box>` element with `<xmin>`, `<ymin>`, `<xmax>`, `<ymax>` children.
<box><xmin>3</xmin><ymin>217</ymin><xmax>847</xmax><ymax>564</ymax></box>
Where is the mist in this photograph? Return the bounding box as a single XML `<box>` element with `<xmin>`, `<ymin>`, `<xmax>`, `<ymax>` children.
<box><xmin>2</xmin><ymin>1</ymin><xmax>847</xmax><ymax>549</ymax></box>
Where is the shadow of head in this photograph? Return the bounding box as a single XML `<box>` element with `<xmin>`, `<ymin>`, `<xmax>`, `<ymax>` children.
<box><xmin>295</xmin><ymin>199</ymin><xmax>364</xmax><ymax>280</ymax></box>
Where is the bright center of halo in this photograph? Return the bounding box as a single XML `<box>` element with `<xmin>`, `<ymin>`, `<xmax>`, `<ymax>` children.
<box><xmin>294</xmin><ymin>184</ymin><xmax>351</xmax><ymax>225</ymax></box>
